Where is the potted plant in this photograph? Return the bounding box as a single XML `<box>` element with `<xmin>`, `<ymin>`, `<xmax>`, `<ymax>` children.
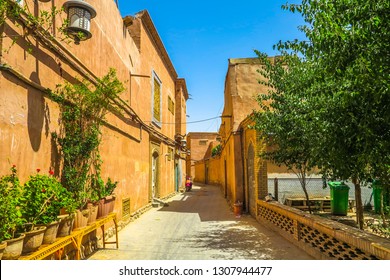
<box><xmin>91</xmin><ymin>175</ymin><xmax>118</xmax><ymax>218</ymax></box>
<box><xmin>0</xmin><ymin>165</ymin><xmax>25</xmax><ymax>260</ymax></box>
<box><xmin>19</xmin><ymin>168</ymin><xmax>76</xmax><ymax>248</ymax></box>
<box><xmin>233</xmin><ymin>200</ymin><xmax>243</xmax><ymax>217</ymax></box>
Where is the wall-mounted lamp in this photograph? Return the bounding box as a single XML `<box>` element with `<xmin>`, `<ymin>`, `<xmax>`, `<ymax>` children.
<box><xmin>63</xmin><ymin>0</ymin><xmax>97</xmax><ymax>44</ymax></box>
<box><xmin>175</xmin><ymin>133</ymin><xmax>187</xmax><ymax>148</ymax></box>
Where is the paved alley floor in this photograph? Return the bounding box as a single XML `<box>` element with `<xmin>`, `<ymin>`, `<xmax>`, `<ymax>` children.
<box><xmin>88</xmin><ymin>184</ymin><xmax>314</xmax><ymax>260</ymax></box>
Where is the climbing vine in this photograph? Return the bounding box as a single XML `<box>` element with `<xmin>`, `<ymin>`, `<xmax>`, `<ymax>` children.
<box><xmin>51</xmin><ymin>68</ymin><xmax>125</xmax><ymax>209</ymax></box>
<box><xmin>0</xmin><ymin>0</ymin><xmax>69</xmax><ymax>54</ymax></box>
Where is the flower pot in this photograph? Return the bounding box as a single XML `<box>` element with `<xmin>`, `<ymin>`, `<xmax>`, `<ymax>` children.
<box><xmin>57</xmin><ymin>214</ymin><xmax>74</xmax><ymax>237</ymax></box>
<box><xmin>2</xmin><ymin>233</ymin><xmax>25</xmax><ymax>260</ymax></box>
<box><xmin>97</xmin><ymin>195</ymin><xmax>116</xmax><ymax>218</ymax></box>
<box><xmin>87</xmin><ymin>203</ymin><xmax>98</xmax><ymax>225</ymax></box>
<box><xmin>73</xmin><ymin>209</ymin><xmax>90</xmax><ymax>230</ymax></box>
<box><xmin>0</xmin><ymin>241</ymin><xmax>7</xmax><ymax>260</ymax></box>
<box><xmin>38</xmin><ymin>220</ymin><xmax>60</xmax><ymax>244</ymax></box>
<box><xmin>22</xmin><ymin>226</ymin><xmax>46</xmax><ymax>254</ymax></box>
<box><xmin>233</xmin><ymin>202</ymin><xmax>243</xmax><ymax>217</ymax></box>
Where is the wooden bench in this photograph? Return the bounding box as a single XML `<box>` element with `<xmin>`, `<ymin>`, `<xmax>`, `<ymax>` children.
<box><xmin>284</xmin><ymin>197</ymin><xmax>331</xmax><ymax>212</ymax></box>
<box><xmin>19</xmin><ymin>212</ymin><xmax>118</xmax><ymax>260</ymax></box>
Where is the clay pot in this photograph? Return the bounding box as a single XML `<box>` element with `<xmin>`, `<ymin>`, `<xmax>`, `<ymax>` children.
<box><xmin>2</xmin><ymin>233</ymin><xmax>25</xmax><ymax>260</ymax></box>
<box><xmin>0</xmin><ymin>241</ymin><xmax>7</xmax><ymax>260</ymax></box>
<box><xmin>57</xmin><ymin>214</ymin><xmax>75</xmax><ymax>237</ymax></box>
<box><xmin>97</xmin><ymin>195</ymin><xmax>116</xmax><ymax>218</ymax></box>
<box><xmin>22</xmin><ymin>226</ymin><xmax>46</xmax><ymax>254</ymax></box>
<box><xmin>38</xmin><ymin>220</ymin><xmax>60</xmax><ymax>244</ymax></box>
<box><xmin>73</xmin><ymin>209</ymin><xmax>90</xmax><ymax>230</ymax></box>
<box><xmin>233</xmin><ymin>202</ymin><xmax>243</xmax><ymax>217</ymax></box>
<box><xmin>87</xmin><ymin>203</ymin><xmax>98</xmax><ymax>225</ymax></box>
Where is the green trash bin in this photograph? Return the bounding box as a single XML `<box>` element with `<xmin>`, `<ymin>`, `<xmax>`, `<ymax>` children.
<box><xmin>372</xmin><ymin>180</ymin><xmax>389</xmax><ymax>214</ymax></box>
<box><xmin>328</xmin><ymin>181</ymin><xmax>350</xmax><ymax>216</ymax></box>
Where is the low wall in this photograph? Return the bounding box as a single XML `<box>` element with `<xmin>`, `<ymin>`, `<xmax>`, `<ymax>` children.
<box><xmin>257</xmin><ymin>200</ymin><xmax>390</xmax><ymax>260</ymax></box>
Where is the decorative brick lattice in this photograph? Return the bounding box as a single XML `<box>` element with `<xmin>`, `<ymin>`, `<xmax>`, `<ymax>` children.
<box><xmin>299</xmin><ymin>224</ymin><xmax>378</xmax><ymax>260</ymax></box>
<box><xmin>258</xmin><ymin>206</ymin><xmax>294</xmax><ymax>236</ymax></box>
<box><xmin>257</xmin><ymin>203</ymin><xmax>380</xmax><ymax>260</ymax></box>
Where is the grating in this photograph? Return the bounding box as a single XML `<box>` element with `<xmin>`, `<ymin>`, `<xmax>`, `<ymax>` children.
<box><xmin>122</xmin><ymin>197</ymin><xmax>130</xmax><ymax>219</ymax></box>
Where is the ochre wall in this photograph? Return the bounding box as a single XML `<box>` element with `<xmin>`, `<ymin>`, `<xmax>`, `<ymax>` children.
<box><xmin>209</xmin><ymin>58</ymin><xmax>289</xmax><ymax>210</ymax></box>
<box><xmin>186</xmin><ymin>132</ymin><xmax>219</xmax><ymax>180</ymax></box>
<box><xmin>0</xmin><ymin>1</ymin><xmax>187</xmax><ymax>220</ymax></box>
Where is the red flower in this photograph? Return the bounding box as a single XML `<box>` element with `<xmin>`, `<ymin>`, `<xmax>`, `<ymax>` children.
<box><xmin>12</xmin><ymin>164</ymin><xmax>16</xmax><ymax>168</ymax></box>
<box><xmin>36</xmin><ymin>168</ymin><xmax>41</xmax><ymax>173</ymax></box>
<box><xmin>49</xmin><ymin>169</ymin><xmax>54</xmax><ymax>175</ymax></box>
<box><xmin>42</xmin><ymin>189</ymin><xmax>46</xmax><ymax>193</ymax></box>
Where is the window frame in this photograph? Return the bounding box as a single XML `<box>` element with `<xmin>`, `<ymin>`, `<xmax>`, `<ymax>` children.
<box><xmin>151</xmin><ymin>71</ymin><xmax>162</xmax><ymax>127</ymax></box>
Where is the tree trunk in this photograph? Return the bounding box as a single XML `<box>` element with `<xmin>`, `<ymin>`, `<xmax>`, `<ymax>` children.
<box><xmin>302</xmin><ymin>183</ymin><xmax>312</xmax><ymax>214</ymax></box>
<box><xmin>352</xmin><ymin>178</ymin><xmax>364</xmax><ymax>229</ymax></box>
<box><xmin>380</xmin><ymin>190</ymin><xmax>388</xmax><ymax>227</ymax></box>
<box><xmin>298</xmin><ymin>170</ymin><xmax>312</xmax><ymax>214</ymax></box>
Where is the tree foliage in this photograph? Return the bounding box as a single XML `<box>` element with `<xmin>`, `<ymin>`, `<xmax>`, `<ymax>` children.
<box><xmin>253</xmin><ymin>0</ymin><xmax>390</xmax><ymax>228</ymax></box>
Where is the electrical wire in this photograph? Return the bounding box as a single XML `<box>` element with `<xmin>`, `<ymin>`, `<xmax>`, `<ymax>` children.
<box><xmin>145</xmin><ymin>116</ymin><xmax>223</xmax><ymax>125</ymax></box>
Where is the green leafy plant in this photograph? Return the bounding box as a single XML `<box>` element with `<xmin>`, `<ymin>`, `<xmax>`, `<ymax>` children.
<box><xmin>252</xmin><ymin>0</ymin><xmax>390</xmax><ymax>229</ymax></box>
<box><xmin>366</xmin><ymin>219</ymin><xmax>390</xmax><ymax>239</ymax></box>
<box><xmin>51</xmin><ymin>68</ymin><xmax>124</xmax><ymax>209</ymax></box>
<box><xmin>211</xmin><ymin>144</ymin><xmax>222</xmax><ymax>157</ymax></box>
<box><xmin>1</xmin><ymin>0</ymin><xmax>69</xmax><ymax>54</ymax></box>
<box><xmin>19</xmin><ymin>169</ymin><xmax>76</xmax><ymax>231</ymax></box>
<box><xmin>0</xmin><ymin>165</ymin><xmax>24</xmax><ymax>242</ymax></box>
<box><xmin>90</xmin><ymin>174</ymin><xmax>118</xmax><ymax>202</ymax></box>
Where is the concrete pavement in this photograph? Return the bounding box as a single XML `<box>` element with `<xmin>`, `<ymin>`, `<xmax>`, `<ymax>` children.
<box><xmin>88</xmin><ymin>184</ymin><xmax>314</xmax><ymax>260</ymax></box>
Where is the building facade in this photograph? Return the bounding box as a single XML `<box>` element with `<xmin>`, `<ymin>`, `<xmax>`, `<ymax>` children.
<box><xmin>0</xmin><ymin>1</ymin><xmax>188</xmax><ymax>221</ymax></box>
<box><xmin>194</xmin><ymin>58</ymin><xmax>288</xmax><ymax>214</ymax></box>
<box><xmin>186</xmin><ymin>132</ymin><xmax>219</xmax><ymax>181</ymax></box>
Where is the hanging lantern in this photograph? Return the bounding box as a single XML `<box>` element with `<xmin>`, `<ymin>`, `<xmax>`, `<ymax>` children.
<box><xmin>63</xmin><ymin>0</ymin><xmax>97</xmax><ymax>44</ymax></box>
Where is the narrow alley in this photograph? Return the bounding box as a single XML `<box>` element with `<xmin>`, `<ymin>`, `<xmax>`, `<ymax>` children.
<box><xmin>88</xmin><ymin>184</ymin><xmax>313</xmax><ymax>260</ymax></box>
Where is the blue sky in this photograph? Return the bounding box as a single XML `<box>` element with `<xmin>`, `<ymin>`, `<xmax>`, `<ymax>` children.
<box><xmin>118</xmin><ymin>0</ymin><xmax>306</xmax><ymax>132</ymax></box>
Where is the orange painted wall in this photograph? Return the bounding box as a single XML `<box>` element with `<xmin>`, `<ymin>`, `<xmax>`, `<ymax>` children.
<box><xmin>0</xmin><ymin>1</ymin><xmax>187</xmax><ymax>220</ymax></box>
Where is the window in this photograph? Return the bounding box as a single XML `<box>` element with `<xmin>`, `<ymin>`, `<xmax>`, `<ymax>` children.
<box><xmin>152</xmin><ymin>71</ymin><xmax>162</xmax><ymax>124</ymax></box>
<box><xmin>199</xmin><ymin>140</ymin><xmax>208</xmax><ymax>146</ymax></box>
<box><xmin>168</xmin><ymin>96</ymin><xmax>175</xmax><ymax>115</ymax></box>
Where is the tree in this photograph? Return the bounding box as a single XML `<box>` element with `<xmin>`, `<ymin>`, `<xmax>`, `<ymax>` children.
<box><xmin>252</xmin><ymin>54</ymin><xmax>321</xmax><ymax>213</ymax></box>
<box><xmin>255</xmin><ymin>0</ymin><xmax>390</xmax><ymax>229</ymax></box>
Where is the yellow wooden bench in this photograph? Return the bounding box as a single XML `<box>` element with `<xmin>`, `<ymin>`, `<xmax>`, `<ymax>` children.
<box><xmin>19</xmin><ymin>212</ymin><xmax>118</xmax><ymax>260</ymax></box>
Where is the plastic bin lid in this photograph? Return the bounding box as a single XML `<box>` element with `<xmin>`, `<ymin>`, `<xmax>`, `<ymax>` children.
<box><xmin>328</xmin><ymin>181</ymin><xmax>349</xmax><ymax>189</ymax></box>
<box><xmin>372</xmin><ymin>179</ymin><xmax>381</xmax><ymax>187</ymax></box>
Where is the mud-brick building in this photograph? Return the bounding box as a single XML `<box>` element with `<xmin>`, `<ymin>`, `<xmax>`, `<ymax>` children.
<box><xmin>194</xmin><ymin>58</ymin><xmax>288</xmax><ymax>214</ymax></box>
<box><xmin>0</xmin><ymin>1</ymin><xmax>188</xmax><ymax>221</ymax></box>
<box><xmin>186</xmin><ymin>132</ymin><xmax>219</xmax><ymax>182</ymax></box>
